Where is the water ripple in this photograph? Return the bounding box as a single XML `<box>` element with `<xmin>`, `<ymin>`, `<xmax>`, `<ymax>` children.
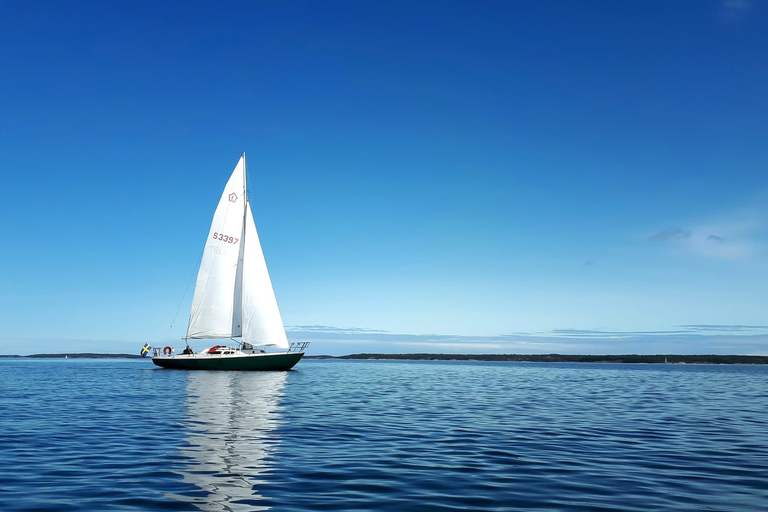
<box><xmin>1</xmin><ymin>359</ymin><xmax>767</xmax><ymax>510</ymax></box>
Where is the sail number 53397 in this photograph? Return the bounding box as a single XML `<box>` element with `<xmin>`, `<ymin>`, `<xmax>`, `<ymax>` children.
<box><xmin>212</xmin><ymin>232</ymin><xmax>239</xmax><ymax>244</ymax></box>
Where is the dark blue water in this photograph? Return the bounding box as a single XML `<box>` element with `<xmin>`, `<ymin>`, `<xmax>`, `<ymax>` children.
<box><xmin>1</xmin><ymin>359</ymin><xmax>766</xmax><ymax>511</ymax></box>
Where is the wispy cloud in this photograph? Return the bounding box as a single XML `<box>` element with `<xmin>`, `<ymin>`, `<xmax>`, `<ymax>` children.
<box><xmin>647</xmin><ymin>205</ymin><xmax>767</xmax><ymax>261</ymax></box>
<box><xmin>4</xmin><ymin>325</ymin><xmax>768</xmax><ymax>357</ymax></box>
<box><xmin>284</xmin><ymin>325</ymin><xmax>768</xmax><ymax>356</ymax></box>
<box><xmin>687</xmin><ymin>209</ymin><xmax>765</xmax><ymax>259</ymax></box>
<box><xmin>679</xmin><ymin>324</ymin><xmax>768</xmax><ymax>332</ymax></box>
<box><xmin>554</xmin><ymin>325</ymin><xmax>768</xmax><ymax>336</ymax></box>
<box><xmin>288</xmin><ymin>325</ymin><xmax>389</xmax><ymax>334</ymax></box>
<box><xmin>648</xmin><ymin>227</ymin><xmax>691</xmax><ymax>242</ymax></box>
<box><xmin>550</xmin><ymin>328</ymin><xmax>691</xmax><ymax>338</ymax></box>
<box><xmin>719</xmin><ymin>0</ymin><xmax>754</xmax><ymax>23</ymax></box>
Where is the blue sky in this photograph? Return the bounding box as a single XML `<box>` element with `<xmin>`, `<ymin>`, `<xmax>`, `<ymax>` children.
<box><xmin>1</xmin><ymin>1</ymin><xmax>767</xmax><ymax>356</ymax></box>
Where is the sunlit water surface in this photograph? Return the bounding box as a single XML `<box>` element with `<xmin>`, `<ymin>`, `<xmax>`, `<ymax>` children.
<box><xmin>1</xmin><ymin>359</ymin><xmax>766</xmax><ymax>511</ymax></box>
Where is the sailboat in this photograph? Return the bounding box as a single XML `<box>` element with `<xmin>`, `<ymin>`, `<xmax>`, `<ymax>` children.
<box><xmin>152</xmin><ymin>153</ymin><xmax>308</xmax><ymax>371</ymax></box>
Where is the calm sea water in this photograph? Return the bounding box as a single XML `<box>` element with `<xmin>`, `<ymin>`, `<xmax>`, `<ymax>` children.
<box><xmin>0</xmin><ymin>359</ymin><xmax>766</xmax><ymax>511</ymax></box>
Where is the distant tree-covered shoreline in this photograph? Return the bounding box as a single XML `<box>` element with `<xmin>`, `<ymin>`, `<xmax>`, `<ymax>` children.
<box><xmin>311</xmin><ymin>353</ymin><xmax>768</xmax><ymax>364</ymax></box>
<box><xmin>2</xmin><ymin>353</ymin><xmax>767</xmax><ymax>364</ymax></box>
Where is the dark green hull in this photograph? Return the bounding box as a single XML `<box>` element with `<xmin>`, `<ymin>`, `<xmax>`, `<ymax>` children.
<box><xmin>152</xmin><ymin>351</ymin><xmax>304</xmax><ymax>371</ymax></box>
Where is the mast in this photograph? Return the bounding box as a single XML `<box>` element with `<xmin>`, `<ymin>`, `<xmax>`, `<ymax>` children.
<box><xmin>240</xmin><ymin>152</ymin><xmax>248</xmax><ymax>344</ymax></box>
<box><xmin>232</xmin><ymin>152</ymin><xmax>248</xmax><ymax>339</ymax></box>
<box><xmin>242</xmin><ymin>152</ymin><xmax>247</xmax><ymax>212</ymax></box>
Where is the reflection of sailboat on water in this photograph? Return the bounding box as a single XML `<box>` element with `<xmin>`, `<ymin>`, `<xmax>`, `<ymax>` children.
<box><xmin>169</xmin><ymin>371</ymin><xmax>287</xmax><ymax>511</ymax></box>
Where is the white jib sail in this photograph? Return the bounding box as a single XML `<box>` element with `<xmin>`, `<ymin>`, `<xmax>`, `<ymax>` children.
<box><xmin>186</xmin><ymin>157</ymin><xmax>247</xmax><ymax>339</ymax></box>
<box><xmin>241</xmin><ymin>202</ymin><xmax>289</xmax><ymax>349</ymax></box>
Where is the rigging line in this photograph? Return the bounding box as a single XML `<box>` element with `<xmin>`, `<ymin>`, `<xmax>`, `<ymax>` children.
<box><xmin>244</xmin><ymin>150</ymin><xmax>251</xmax><ymax>202</ymax></box>
<box><xmin>167</xmin><ymin>258</ymin><xmax>199</xmax><ymax>342</ymax></box>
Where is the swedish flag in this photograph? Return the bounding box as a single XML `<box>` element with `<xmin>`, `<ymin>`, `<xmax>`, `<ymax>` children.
<box><xmin>140</xmin><ymin>343</ymin><xmax>152</xmax><ymax>357</ymax></box>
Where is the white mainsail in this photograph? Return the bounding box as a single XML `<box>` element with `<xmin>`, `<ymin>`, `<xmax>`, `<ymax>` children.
<box><xmin>185</xmin><ymin>155</ymin><xmax>289</xmax><ymax>349</ymax></box>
